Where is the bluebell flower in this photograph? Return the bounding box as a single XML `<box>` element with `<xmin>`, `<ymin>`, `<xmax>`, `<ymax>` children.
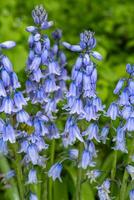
<box><xmin>16</xmin><ymin>109</ymin><xmax>30</xmax><ymax>123</ymax></box>
<box><xmin>1</xmin><ymin>55</ymin><xmax>13</xmax><ymax>72</ymax></box>
<box><xmin>113</xmin><ymin>79</ymin><xmax>124</xmax><ymax>94</ymax></box>
<box><xmin>126</xmin><ymin>64</ymin><xmax>134</xmax><ymax>76</ymax></box>
<box><xmin>80</xmin><ymin>150</ymin><xmax>91</xmax><ymax>169</ymax></box>
<box><xmin>48</xmin><ymin>162</ymin><xmax>62</xmax><ymax>181</ymax></box>
<box><xmin>31</xmin><ymin>68</ymin><xmax>44</xmax><ymax>82</ymax></box>
<box><xmin>70</xmin><ymin>98</ymin><xmax>84</xmax><ymax>115</ymax></box>
<box><xmin>88</xmin><ymin>141</ymin><xmax>97</xmax><ymax>158</ymax></box>
<box><xmin>1</xmin><ymin>69</ymin><xmax>10</xmax><ymax>87</ymax></box>
<box><xmin>47</xmin><ymin>123</ymin><xmax>59</xmax><ymax>139</ymax></box>
<box><xmin>48</xmin><ymin>61</ymin><xmax>60</xmax><ymax>75</ymax></box>
<box><xmin>10</xmin><ymin>72</ymin><xmax>21</xmax><ymax>89</ymax></box>
<box><xmin>125</xmin><ymin>117</ymin><xmax>134</xmax><ymax>131</ymax></box>
<box><xmin>119</xmin><ymin>89</ymin><xmax>129</xmax><ymax>105</ymax></box>
<box><xmin>0</xmin><ymin>80</ymin><xmax>6</xmax><ymax>97</ymax></box>
<box><xmin>62</xmin><ymin>42</ymin><xmax>82</xmax><ymax>52</ymax></box>
<box><xmin>86</xmin><ymin>170</ymin><xmax>101</xmax><ymax>183</ymax></box>
<box><xmin>92</xmin><ymin>51</ymin><xmax>102</xmax><ymax>60</ymax></box>
<box><xmin>130</xmin><ymin>189</ymin><xmax>134</xmax><ymax>200</ymax></box>
<box><xmin>4</xmin><ymin>170</ymin><xmax>15</xmax><ymax>180</ymax></box>
<box><xmin>121</xmin><ymin>105</ymin><xmax>132</xmax><ymax>119</ymax></box>
<box><xmin>107</xmin><ymin>102</ymin><xmax>118</xmax><ymax>120</ymax></box>
<box><xmin>0</xmin><ymin>138</ymin><xmax>8</xmax><ymax>155</ymax></box>
<box><xmin>44</xmin><ymin>76</ymin><xmax>59</xmax><ymax>93</ymax></box>
<box><xmin>27</xmin><ymin>169</ymin><xmax>37</xmax><ymax>184</ymax></box>
<box><xmin>62</xmin><ymin>116</ymin><xmax>84</xmax><ymax>146</ymax></box>
<box><xmin>33</xmin><ymin>119</ymin><xmax>48</xmax><ymax>136</ymax></box>
<box><xmin>97</xmin><ymin>179</ymin><xmax>111</xmax><ymax>200</ymax></box>
<box><xmin>27</xmin><ymin>144</ymin><xmax>39</xmax><ymax>165</ymax></box>
<box><xmin>30</xmin><ymin>193</ymin><xmax>38</xmax><ymax>200</ymax></box>
<box><xmin>69</xmin><ymin>149</ymin><xmax>79</xmax><ymax>160</ymax></box>
<box><xmin>128</xmin><ymin>80</ymin><xmax>134</xmax><ymax>95</ymax></box>
<box><xmin>0</xmin><ymin>41</ymin><xmax>16</xmax><ymax>49</ymax></box>
<box><xmin>2</xmin><ymin>123</ymin><xmax>16</xmax><ymax>143</ymax></box>
<box><xmin>28</xmin><ymin>56</ymin><xmax>41</xmax><ymax>72</ymax></box>
<box><xmin>113</xmin><ymin>126</ymin><xmax>127</xmax><ymax>153</ymax></box>
<box><xmin>100</xmin><ymin>126</ymin><xmax>109</xmax><ymax>144</ymax></box>
<box><xmin>126</xmin><ymin>165</ymin><xmax>134</xmax><ymax>180</ymax></box>
<box><xmin>14</xmin><ymin>92</ymin><xmax>27</xmax><ymax>109</ymax></box>
<box><xmin>82</xmin><ymin>123</ymin><xmax>100</xmax><ymax>142</ymax></box>
<box><xmin>0</xmin><ymin>96</ymin><xmax>14</xmax><ymax>114</ymax></box>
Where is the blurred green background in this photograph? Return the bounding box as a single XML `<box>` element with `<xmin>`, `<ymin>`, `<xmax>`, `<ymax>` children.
<box><xmin>0</xmin><ymin>0</ymin><xmax>134</xmax><ymax>106</ymax></box>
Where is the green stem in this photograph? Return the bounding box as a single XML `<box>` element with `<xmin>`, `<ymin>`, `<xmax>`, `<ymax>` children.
<box><xmin>119</xmin><ymin>138</ymin><xmax>134</xmax><ymax>200</ymax></box>
<box><xmin>111</xmin><ymin>151</ymin><xmax>117</xmax><ymax>195</ymax></box>
<box><xmin>76</xmin><ymin>144</ymin><xmax>83</xmax><ymax>200</ymax></box>
<box><xmin>48</xmin><ymin>139</ymin><xmax>55</xmax><ymax>200</ymax></box>
<box><xmin>111</xmin><ymin>151</ymin><xmax>117</xmax><ymax>180</ymax></box>
<box><xmin>13</xmin><ymin>143</ymin><xmax>24</xmax><ymax>200</ymax></box>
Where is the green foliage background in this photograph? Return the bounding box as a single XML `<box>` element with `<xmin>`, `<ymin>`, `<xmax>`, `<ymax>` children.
<box><xmin>0</xmin><ymin>0</ymin><xmax>134</xmax><ymax>199</ymax></box>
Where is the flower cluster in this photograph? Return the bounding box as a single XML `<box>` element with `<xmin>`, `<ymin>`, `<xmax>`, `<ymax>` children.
<box><xmin>107</xmin><ymin>64</ymin><xmax>134</xmax><ymax>153</ymax></box>
<box><xmin>62</xmin><ymin>31</ymin><xmax>103</xmax><ymax>170</ymax></box>
<box><xmin>0</xmin><ymin>41</ymin><xmax>29</xmax><ymax>152</ymax></box>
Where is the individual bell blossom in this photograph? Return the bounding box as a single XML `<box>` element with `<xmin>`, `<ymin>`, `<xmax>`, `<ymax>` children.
<box><xmin>121</xmin><ymin>105</ymin><xmax>132</xmax><ymax>119</ymax></box>
<box><xmin>16</xmin><ymin>109</ymin><xmax>30</xmax><ymax>123</ymax></box>
<box><xmin>88</xmin><ymin>141</ymin><xmax>98</xmax><ymax>158</ymax></box>
<box><xmin>126</xmin><ymin>64</ymin><xmax>134</xmax><ymax>76</ymax></box>
<box><xmin>97</xmin><ymin>179</ymin><xmax>111</xmax><ymax>200</ymax></box>
<box><xmin>86</xmin><ymin>170</ymin><xmax>101</xmax><ymax>183</ymax></box>
<box><xmin>1</xmin><ymin>69</ymin><xmax>10</xmax><ymax>87</ymax></box>
<box><xmin>14</xmin><ymin>91</ymin><xmax>27</xmax><ymax>110</ymax></box>
<box><xmin>1</xmin><ymin>55</ymin><xmax>13</xmax><ymax>72</ymax></box>
<box><xmin>2</xmin><ymin>123</ymin><xmax>16</xmax><ymax>143</ymax></box>
<box><xmin>80</xmin><ymin>150</ymin><xmax>94</xmax><ymax>169</ymax></box>
<box><xmin>113</xmin><ymin>79</ymin><xmax>124</xmax><ymax>94</ymax></box>
<box><xmin>130</xmin><ymin>190</ymin><xmax>134</xmax><ymax>200</ymax></box>
<box><xmin>62</xmin><ymin>116</ymin><xmax>84</xmax><ymax>147</ymax></box>
<box><xmin>48</xmin><ymin>162</ymin><xmax>62</xmax><ymax>181</ymax></box>
<box><xmin>10</xmin><ymin>72</ymin><xmax>21</xmax><ymax>89</ymax></box>
<box><xmin>0</xmin><ymin>41</ymin><xmax>16</xmax><ymax>49</ymax></box>
<box><xmin>128</xmin><ymin>80</ymin><xmax>134</xmax><ymax>95</ymax></box>
<box><xmin>27</xmin><ymin>144</ymin><xmax>39</xmax><ymax>165</ymax></box>
<box><xmin>113</xmin><ymin>126</ymin><xmax>127</xmax><ymax>153</ymax></box>
<box><xmin>69</xmin><ymin>149</ymin><xmax>79</xmax><ymax>160</ymax></box>
<box><xmin>82</xmin><ymin>123</ymin><xmax>100</xmax><ymax>142</ymax></box>
<box><xmin>126</xmin><ymin>165</ymin><xmax>134</xmax><ymax>180</ymax></box>
<box><xmin>0</xmin><ymin>80</ymin><xmax>7</xmax><ymax>97</ymax></box>
<box><xmin>0</xmin><ymin>96</ymin><xmax>14</xmax><ymax>114</ymax></box>
<box><xmin>30</xmin><ymin>193</ymin><xmax>38</xmax><ymax>200</ymax></box>
<box><xmin>0</xmin><ymin>137</ymin><xmax>8</xmax><ymax>155</ymax></box>
<box><xmin>27</xmin><ymin>169</ymin><xmax>37</xmax><ymax>184</ymax></box>
<box><xmin>107</xmin><ymin>102</ymin><xmax>118</xmax><ymax>120</ymax></box>
<box><xmin>125</xmin><ymin>117</ymin><xmax>134</xmax><ymax>131</ymax></box>
<box><xmin>4</xmin><ymin>170</ymin><xmax>15</xmax><ymax>180</ymax></box>
<box><xmin>119</xmin><ymin>89</ymin><xmax>129</xmax><ymax>105</ymax></box>
<box><xmin>100</xmin><ymin>126</ymin><xmax>109</xmax><ymax>144</ymax></box>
